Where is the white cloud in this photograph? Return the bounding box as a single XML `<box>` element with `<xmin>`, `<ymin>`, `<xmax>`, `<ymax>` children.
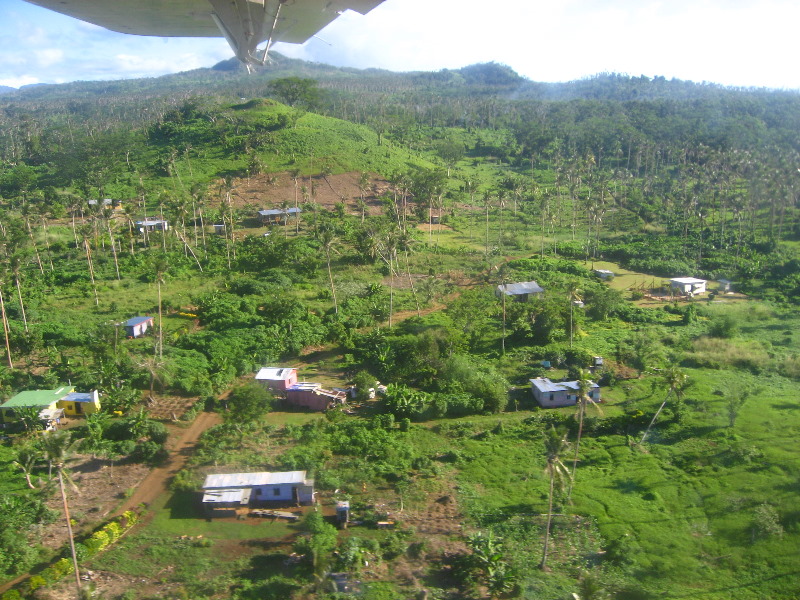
<box><xmin>34</xmin><ymin>48</ymin><xmax>64</xmax><ymax>67</ymax></box>
<box><xmin>0</xmin><ymin>75</ymin><xmax>40</xmax><ymax>88</ymax></box>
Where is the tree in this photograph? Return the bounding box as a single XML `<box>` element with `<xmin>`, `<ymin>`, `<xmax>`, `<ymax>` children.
<box><xmin>320</xmin><ymin>228</ymin><xmax>339</xmax><ymax>314</ymax></box>
<box><xmin>13</xmin><ymin>444</ymin><xmax>41</xmax><ymax>489</ymax></box>
<box><xmin>541</xmin><ymin>427</ymin><xmax>570</xmax><ymax>570</ymax></box>
<box><xmin>225</xmin><ymin>382</ymin><xmax>272</xmax><ymax>425</ymax></box>
<box><xmin>40</xmin><ymin>430</ymin><xmax>83</xmax><ymax>597</ymax></box>
<box><xmin>268</xmin><ymin>77</ymin><xmax>321</xmax><ymax>108</ymax></box>
<box><xmin>568</xmin><ymin>371</ymin><xmax>601</xmax><ymax>500</ymax></box>
<box><xmin>640</xmin><ymin>367</ymin><xmax>688</xmax><ymax>444</ymax></box>
<box><xmin>465</xmin><ymin>531</ymin><xmax>517</xmax><ymax>598</ymax></box>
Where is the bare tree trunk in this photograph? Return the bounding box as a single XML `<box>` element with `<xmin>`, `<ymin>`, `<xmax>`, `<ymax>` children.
<box><xmin>58</xmin><ymin>469</ymin><xmax>83</xmax><ymax>596</ymax></box>
<box><xmin>83</xmin><ymin>238</ymin><xmax>100</xmax><ymax>307</ymax></box>
<box><xmin>14</xmin><ymin>276</ymin><xmax>28</xmax><ymax>332</ymax></box>
<box><xmin>540</xmin><ymin>470</ymin><xmax>555</xmax><ymax>570</ymax></box>
<box><xmin>0</xmin><ymin>288</ymin><xmax>13</xmax><ymax>368</ymax></box>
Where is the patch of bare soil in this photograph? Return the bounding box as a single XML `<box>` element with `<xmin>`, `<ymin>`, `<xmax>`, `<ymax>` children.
<box><xmin>224</xmin><ymin>171</ymin><xmax>391</xmax><ymax>216</ymax></box>
<box><xmin>42</xmin><ymin>459</ymin><xmax>150</xmax><ymax>551</ymax></box>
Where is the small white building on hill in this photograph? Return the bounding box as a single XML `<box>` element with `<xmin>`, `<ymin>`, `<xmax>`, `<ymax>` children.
<box><xmin>670</xmin><ymin>277</ymin><xmax>706</xmax><ymax>296</ymax></box>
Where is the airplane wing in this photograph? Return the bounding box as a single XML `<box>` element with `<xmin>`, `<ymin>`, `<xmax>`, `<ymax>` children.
<box><xmin>23</xmin><ymin>0</ymin><xmax>385</xmax><ymax>67</ymax></box>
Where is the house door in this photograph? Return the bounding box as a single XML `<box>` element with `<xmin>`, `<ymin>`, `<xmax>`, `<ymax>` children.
<box><xmin>292</xmin><ymin>487</ymin><xmax>298</xmax><ymax>505</ymax></box>
<box><xmin>74</xmin><ymin>403</ymin><xmax>83</xmax><ymax>414</ymax></box>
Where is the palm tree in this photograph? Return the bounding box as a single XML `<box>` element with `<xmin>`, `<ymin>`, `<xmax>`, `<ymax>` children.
<box><xmin>541</xmin><ymin>427</ymin><xmax>570</xmax><ymax>570</ymax></box>
<box><xmin>567</xmin><ymin>371</ymin><xmax>602</xmax><ymax>501</ymax></box>
<box><xmin>153</xmin><ymin>257</ymin><xmax>168</xmax><ymax>360</ymax></box>
<box><xmin>640</xmin><ymin>367</ymin><xmax>688</xmax><ymax>444</ymax></box>
<box><xmin>41</xmin><ymin>430</ymin><xmax>83</xmax><ymax>597</ymax></box>
<box><xmin>566</xmin><ymin>281</ymin><xmax>583</xmax><ymax>348</ymax></box>
<box><xmin>320</xmin><ymin>228</ymin><xmax>339</xmax><ymax>314</ymax></box>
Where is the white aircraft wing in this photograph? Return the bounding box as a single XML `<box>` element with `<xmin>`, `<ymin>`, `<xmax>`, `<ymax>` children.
<box><xmin>23</xmin><ymin>0</ymin><xmax>385</xmax><ymax>67</ymax></box>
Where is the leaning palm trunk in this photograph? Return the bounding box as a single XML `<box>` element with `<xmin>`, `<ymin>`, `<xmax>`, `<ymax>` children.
<box><xmin>58</xmin><ymin>469</ymin><xmax>82</xmax><ymax>596</ymax></box>
<box><xmin>640</xmin><ymin>389</ymin><xmax>672</xmax><ymax>444</ymax></box>
<box><xmin>0</xmin><ymin>287</ymin><xmax>13</xmax><ymax>369</ymax></box>
<box><xmin>540</xmin><ymin>468</ymin><xmax>556</xmax><ymax>570</ymax></box>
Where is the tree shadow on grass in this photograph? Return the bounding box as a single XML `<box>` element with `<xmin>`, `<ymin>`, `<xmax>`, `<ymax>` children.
<box><xmin>771</xmin><ymin>401</ymin><xmax>799</xmax><ymax>410</ymax></box>
<box><xmin>166</xmin><ymin>491</ymin><xmax>204</xmax><ymax>519</ymax></box>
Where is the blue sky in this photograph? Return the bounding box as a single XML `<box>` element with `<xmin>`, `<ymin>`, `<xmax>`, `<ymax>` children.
<box><xmin>2</xmin><ymin>0</ymin><xmax>799</xmax><ymax>90</ymax></box>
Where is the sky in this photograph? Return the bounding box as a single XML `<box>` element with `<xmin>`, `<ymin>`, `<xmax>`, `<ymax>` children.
<box><xmin>1</xmin><ymin>0</ymin><xmax>799</xmax><ymax>90</ymax></box>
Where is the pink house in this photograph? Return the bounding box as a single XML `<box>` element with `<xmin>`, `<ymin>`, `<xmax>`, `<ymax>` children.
<box><xmin>254</xmin><ymin>367</ymin><xmax>298</xmax><ymax>393</ymax></box>
<box><xmin>286</xmin><ymin>383</ymin><xmax>347</xmax><ymax>411</ymax></box>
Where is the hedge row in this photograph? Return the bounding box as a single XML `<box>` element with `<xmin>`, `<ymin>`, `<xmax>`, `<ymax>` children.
<box><xmin>2</xmin><ymin>509</ymin><xmax>141</xmax><ymax>599</ymax></box>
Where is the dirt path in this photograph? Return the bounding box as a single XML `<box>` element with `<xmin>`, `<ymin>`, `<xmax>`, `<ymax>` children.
<box><xmin>0</xmin><ymin>411</ymin><xmax>222</xmax><ymax>595</ymax></box>
<box><xmin>111</xmin><ymin>410</ymin><xmax>221</xmax><ymax>517</ymax></box>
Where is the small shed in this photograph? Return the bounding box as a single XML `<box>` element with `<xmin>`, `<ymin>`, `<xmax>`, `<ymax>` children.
<box><xmin>287</xmin><ymin>382</ymin><xmax>347</xmax><ymax>411</ymax></box>
<box><xmin>530</xmin><ymin>377</ymin><xmax>600</xmax><ymax>408</ymax></box>
<box><xmin>495</xmin><ymin>281</ymin><xmax>545</xmax><ymax>302</ymax></box>
<box><xmin>201</xmin><ymin>470</ymin><xmax>314</xmax><ymax>516</ymax></box>
<box><xmin>717</xmin><ymin>279</ymin><xmax>734</xmax><ymax>292</ymax></box>
<box><xmin>594</xmin><ymin>269</ymin><xmax>614</xmax><ymax>280</ymax></box>
<box><xmin>60</xmin><ymin>390</ymin><xmax>101</xmax><ymax>417</ymax></box>
<box><xmin>670</xmin><ymin>277</ymin><xmax>706</xmax><ymax>296</ymax></box>
<box><xmin>213</xmin><ymin>224</ymin><xmax>226</xmax><ymax>236</ymax></box>
<box><xmin>254</xmin><ymin>367</ymin><xmax>298</xmax><ymax>393</ymax></box>
<box><xmin>123</xmin><ymin>316</ymin><xmax>154</xmax><ymax>338</ymax></box>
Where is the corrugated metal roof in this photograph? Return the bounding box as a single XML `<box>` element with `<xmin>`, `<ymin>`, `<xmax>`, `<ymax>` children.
<box><xmin>201</xmin><ymin>488</ymin><xmax>250</xmax><ymax>504</ymax></box>
<box><xmin>530</xmin><ymin>378</ymin><xmax>599</xmax><ymax>393</ymax></box>
<box><xmin>62</xmin><ymin>391</ymin><xmax>98</xmax><ymax>403</ymax></box>
<box><xmin>203</xmin><ymin>470</ymin><xmax>309</xmax><ymax>489</ymax></box>
<box><xmin>0</xmin><ymin>386</ymin><xmax>73</xmax><ymax>409</ymax></box>
<box><xmin>497</xmin><ymin>281</ymin><xmax>544</xmax><ymax>296</ymax></box>
<box><xmin>255</xmin><ymin>367</ymin><xmax>296</xmax><ymax>381</ymax></box>
<box><xmin>670</xmin><ymin>277</ymin><xmax>706</xmax><ymax>284</ymax></box>
<box><xmin>124</xmin><ymin>316</ymin><xmax>153</xmax><ymax>327</ymax></box>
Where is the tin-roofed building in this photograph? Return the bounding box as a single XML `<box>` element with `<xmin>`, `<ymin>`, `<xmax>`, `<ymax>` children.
<box><xmin>495</xmin><ymin>281</ymin><xmax>545</xmax><ymax>302</ymax></box>
<box><xmin>530</xmin><ymin>377</ymin><xmax>600</xmax><ymax>408</ymax></box>
<box><xmin>254</xmin><ymin>367</ymin><xmax>298</xmax><ymax>393</ymax></box>
<box><xmin>136</xmin><ymin>219</ymin><xmax>169</xmax><ymax>233</ymax></box>
<box><xmin>258</xmin><ymin>207</ymin><xmax>301</xmax><ymax>224</ymax></box>
<box><xmin>0</xmin><ymin>386</ymin><xmax>100</xmax><ymax>425</ymax></box>
<box><xmin>201</xmin><ymin>470</ymin><xmax>314</xmax><ymax>516</ymax></box>
<box><xmin>286</xmin><ymin>382</ymin><xmax>347</xmax><ymax>411</ymax></box>
<box><xmin>123</xmin><ymin>316</ymin><xmax>154</xmax><ymax>338</ymax></box>
<box><xmin>669</xmin><ymin>277</ymin><xmax>706</xmax><ymax>296</ymax></box>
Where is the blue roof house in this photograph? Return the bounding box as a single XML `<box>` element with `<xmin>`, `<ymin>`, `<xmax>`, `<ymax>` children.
<box><xmin>123</xmin><ymin>316</ymin><xmax>154</xmax><ymax>338</ymax></box>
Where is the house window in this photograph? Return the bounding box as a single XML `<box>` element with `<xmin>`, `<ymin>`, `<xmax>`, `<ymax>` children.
<box><xmin>254</xmin><ymin>488</ymin><xmax>262</xmax><ymax>496</ymax></box>
<box><xmin>549</xmin><ymin>393</ymin><xmax>554</xmax><ymax>402</ymax></box>
<box><xmin>273</xmin><ymin>488</ymin><xmax>281</xmax><ymax>497</ymax></box>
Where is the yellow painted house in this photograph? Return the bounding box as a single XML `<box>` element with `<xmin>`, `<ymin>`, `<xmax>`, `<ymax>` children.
<box><xmin>0</xmin><ymin>386</ymin><xmax>101</xmax><ymax>425</ymax></box>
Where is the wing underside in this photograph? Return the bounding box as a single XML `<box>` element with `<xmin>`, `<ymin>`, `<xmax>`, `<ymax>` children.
<box><xmin>25</xmin><ymin>0</ymin><xmax>383</xmax><ymax>46</ymax></box>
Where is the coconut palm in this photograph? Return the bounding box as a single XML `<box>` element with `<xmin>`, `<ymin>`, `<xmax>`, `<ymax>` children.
<box><xmin>567</xmin><ymin>370</ymin><xmax>602</xmax><ymax>501</ymax></box>
<box><xmin>640</xmin><ymin>367</ymin><xmax>688</xmax><ymax>444</ymax></box>
<box><xmin>41</xmin><ymin>430</ymin><xmax>84</xmax><ymax>596</ymax></box>
<box><xmin>541</xmin><ymin>426</ymin><xmax>571</xmax><ymax>570</ymax></box>
<box><xmin>320</xmin><ymin>228</ymin><xmax>339</xmax><ymax>314</ymax></box>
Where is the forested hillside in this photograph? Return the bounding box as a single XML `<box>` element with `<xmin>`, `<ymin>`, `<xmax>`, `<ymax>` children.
<box><xmin>0</xmin><ymin>58</ymin><xmax>798</xmax><ymax>600</ymax></box>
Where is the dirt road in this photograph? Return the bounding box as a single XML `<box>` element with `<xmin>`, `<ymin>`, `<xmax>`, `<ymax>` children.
<box><xmin>112</xmin><ymin>410</ymin><xmax>221</xmax><ymax>517</ymax></box>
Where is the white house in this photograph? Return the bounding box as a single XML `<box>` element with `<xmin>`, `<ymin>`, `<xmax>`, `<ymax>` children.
<box><xmin>202</xmin><ymin>470</ymin><xmax>314</xmax><ymax>516</ymax></box>
<box><xmin>669</xmin><ymin>277</ymin><xmax>706</xmax><ymax>296</ymax></box>
<box><xmin>594</xmin><ymin>269</ymin><xmax>614</xmax><ymax>280</ymax></box>
<box><xmin>530</xmin><ymin>377</ymin><xmax>600</xmax><ymax>408</ymax></box>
